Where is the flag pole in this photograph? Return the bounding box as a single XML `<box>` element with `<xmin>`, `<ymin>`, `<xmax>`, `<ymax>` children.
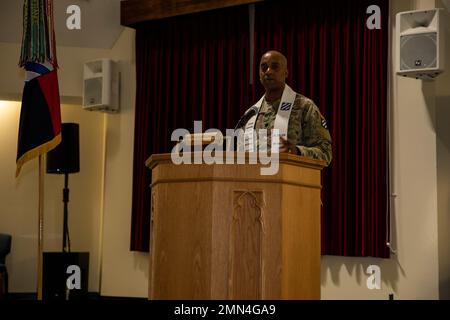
<box><xmin>17</xmin><ymin>0</ymin><xmax>60</xmax><ymax>300</ymax></box>
<box><xmin>37</xmin><ymin>155</ymin><xmax>44</xmax><ymax>300</ymax></box>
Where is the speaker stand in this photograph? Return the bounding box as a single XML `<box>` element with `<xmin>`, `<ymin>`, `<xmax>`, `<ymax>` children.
<box><xmin>62</xmin><ymin>173</ymin><xmax>71</xmax><ymax>253</ymax></box>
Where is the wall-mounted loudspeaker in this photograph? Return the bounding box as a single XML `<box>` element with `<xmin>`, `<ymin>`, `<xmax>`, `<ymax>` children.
<box><xmin>83</xmin><ymin>59</ymin><xmax>119</xmax><ymax>113</ymax></box>
<box><xmin>396</xmin><ymin>8</ymin><xmax>445</xmax><ymax>80</ymax></box>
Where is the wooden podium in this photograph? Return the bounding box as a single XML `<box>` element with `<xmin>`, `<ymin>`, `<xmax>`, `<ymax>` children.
<box><xmin>145</xmin><ymin>153</ymin><xmax>325</xmax><ymax>300</ymax></box>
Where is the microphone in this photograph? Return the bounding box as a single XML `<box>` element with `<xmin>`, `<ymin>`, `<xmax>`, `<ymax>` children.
<box><xmin>234</xmin><ymin>106</ymin><xmax>258</xmax><ymax>131</ymax></box>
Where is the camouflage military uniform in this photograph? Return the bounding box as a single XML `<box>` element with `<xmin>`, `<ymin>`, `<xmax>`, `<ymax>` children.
<box><xmin>253</xmin><ymin>94</ymin><xmax>332</xmax><ymax>166</ymax></box>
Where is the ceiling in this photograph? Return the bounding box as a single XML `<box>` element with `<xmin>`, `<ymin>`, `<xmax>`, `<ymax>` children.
<box><xmin>0</xmin><ymin>0</ymin><xmax>124</xmax><ymax>49</ymax></box>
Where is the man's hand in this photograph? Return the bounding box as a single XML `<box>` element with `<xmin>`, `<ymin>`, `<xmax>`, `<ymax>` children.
<box><xmin>279</xmin><ymin>137</ymin><xmax>299</xmax><ymax>154</ymax></box>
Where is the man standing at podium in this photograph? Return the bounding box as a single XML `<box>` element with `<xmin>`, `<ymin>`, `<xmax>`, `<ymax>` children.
<box><xmin>236</xmin><ymin>50</ymin><xmax>332</xmax><ymax>166</ymax></box>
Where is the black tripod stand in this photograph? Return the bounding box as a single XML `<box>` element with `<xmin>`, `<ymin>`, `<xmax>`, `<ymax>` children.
<box><xmin>62</xmin><ymin>173</ymin><xmax>71</xmax><ymax>253</ymax></box>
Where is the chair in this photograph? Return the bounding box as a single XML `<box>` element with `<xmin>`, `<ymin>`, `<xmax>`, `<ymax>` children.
<box><xmin>0</xmin><ymin>233</ymin><xmax>12</xmax><ymax>298</ymax></box>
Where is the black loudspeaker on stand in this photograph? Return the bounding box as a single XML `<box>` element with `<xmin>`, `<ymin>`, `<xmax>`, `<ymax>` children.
<box><xmin>47</xmin><ymin>123</ymin><xmax>80</xmax><ymax>252</ymax></box>
<box><xmin>45</xmin><ymin>123</ymin><xmax>88</xmax><ymax>300</ymax></box>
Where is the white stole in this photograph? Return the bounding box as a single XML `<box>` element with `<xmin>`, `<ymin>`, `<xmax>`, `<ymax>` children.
<box><xmin>244</xmin><ymin>84</ymin><xmax>297</xmax><ymax>152</ymax></box>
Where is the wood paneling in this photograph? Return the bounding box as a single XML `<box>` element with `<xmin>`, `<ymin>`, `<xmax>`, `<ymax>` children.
<box><xmin>147</xmin><ymin>153</ymin><xmax>325</xmax><ymax>299</ymax></box>
<box><xmin>229</xmin><ymin>191</ymin><xmax>264</xmax><ymax>299</ymax></box>
<box><xmin>121</xmin><ymin>0</ymin><xmax>264</xmax><ymax>26</ymax></box>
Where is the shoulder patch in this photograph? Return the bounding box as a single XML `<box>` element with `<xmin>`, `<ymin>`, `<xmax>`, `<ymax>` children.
<box><xmin>321</xmin><ymin>115</ymin><xmax>328</xmax><ymax>129</ymax></box>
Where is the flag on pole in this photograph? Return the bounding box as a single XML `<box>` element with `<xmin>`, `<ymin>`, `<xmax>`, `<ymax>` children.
<box><xmin>16</xmin><ymin>0</ymin><xmax>61</xmax><ymax>177</ymax></box>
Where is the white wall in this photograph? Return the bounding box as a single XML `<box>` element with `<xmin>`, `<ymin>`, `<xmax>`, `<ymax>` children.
<box><xmin>99</xmin><ymin>28</ymin><xmax>149</xmax><ymax>298</ymax></box>
<box><xmin>0</xmin><ymin>101</ymin><xmax>104</xmax><ymax>293</ymax></box>
<box><xmin>435</xmin><ymin>0</ymin><xmax>450</xmax><ymax>300</ymax></box>
<box><xmin>0</xmin><ymin>39</ymin><xmax>112</xmax><ymax>294</ymax></box>
<box><xmin>0</xmin><ymin>27</ymin><xmax>147</xmax><ymax>297</ymax></box>
<box><xmin>0</xmin><ymin>42</ymin><xmax>110</xmax><ymax>102</ymax></box>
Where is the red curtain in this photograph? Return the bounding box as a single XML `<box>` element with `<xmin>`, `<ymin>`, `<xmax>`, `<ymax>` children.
<box><xmin>252</xmin><ymin>0</ymin><xmax>389</xmax><ymax>257</ymax></box>
<box><xmin>131</xmin><ymin>0</ymin><xmax>390</xmax><ymax>258</ymax></box>
<box><xmin>130</xmin><ymin>6</ymin><xmax>252</xmax><ymax>251</ymax></box>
